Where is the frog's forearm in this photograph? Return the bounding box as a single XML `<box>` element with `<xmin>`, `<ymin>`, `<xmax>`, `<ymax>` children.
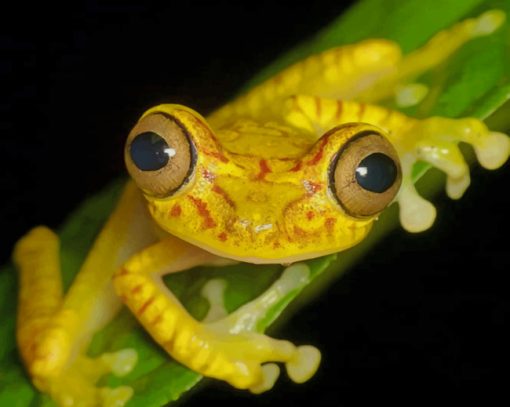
<box><xmin>113</xmin><ymin>240</ymin><xmax>312</xmax><ymax>390</ymax></box>
<box><xmin>112</xmin><ymin>238</ymin><xmax>229</xmax><ymax>377</ymax></box>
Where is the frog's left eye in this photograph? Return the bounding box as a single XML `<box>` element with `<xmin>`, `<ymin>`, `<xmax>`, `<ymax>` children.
<box><xmin>125</xmin><ymin>113</ymin><xmax>196</xmax><ymax>198</ymax></box>
<box><xmin>330</xmin><ymin>131</ymin><xmax>402</xmax><ymax>218</ymax></box>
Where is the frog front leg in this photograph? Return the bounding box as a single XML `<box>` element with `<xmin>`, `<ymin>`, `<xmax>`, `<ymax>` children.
<box><xmin>113</xmin><ymin>240</ymin><xmax>320</xmax><ymax>392</ymax></box>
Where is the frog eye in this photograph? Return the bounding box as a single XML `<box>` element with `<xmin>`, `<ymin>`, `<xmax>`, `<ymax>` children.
<box><xmin>125</xmin><ymin>113</ymin><xmax>196</xmax><ymax>198</ymax></box>
<box><xmin>330</xmin><ymin>131</ymin><xmax>402</xmax><ymax>218</ymax></box>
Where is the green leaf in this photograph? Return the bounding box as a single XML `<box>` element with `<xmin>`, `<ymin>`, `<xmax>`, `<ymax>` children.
<box><xmin>2</xmin><ymin>0</ymin><xmax>510</xmax><ymax>406</ymax></box>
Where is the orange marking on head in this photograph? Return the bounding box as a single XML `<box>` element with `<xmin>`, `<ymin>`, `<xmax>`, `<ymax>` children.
<box><xmin>306</xmin><ymin>211</ymin><xmax>315</xmax><ymax>220</ymax></box>
<box><xmin>218</xmin><ymin>232</ymin><xmax>228</xmax><ymax>241</ymax></box>
<box><xmin>137</xmin><ymin>296</ymin><xmax>155</xmax><ymax>317</ymax></box>
<box><xmin>290</xmin><ymin>161</ymin><xmax>302</xmax><ymax>172</ymax></box>
<box><xmin>307</xmin><ymin>136</ymin><xmax>329</xmax><ymax>166</ymax></box>
<box><xmin>347</xmin><ymin>222</ymin><xmax>358</xmax><ymax>232</ymax></box>
<box><xmin>325</xmin><ymin>217</ymin><xmax>336</xmax><ymax>234</ymax></box>
<box><xmin>256</xmin><ymin>159</ymin><xmax>272</xmax><ymax>180</ymax></box>
<box><xmin>293</xmin><ymin>225</ymin><xmax>307</xmax><ymax>238</ymax></box>
<box><xmin>188</xmin><ymin>196</ymin><xmax>217</xmax><ymax>229</ymax></box>
<box><xmin>212</xmin><ymin>184</ymin><xmax>236</xmax><ymax>208</ymax></box>
<box><xmin>170</xmin><ymin>204</ymin><xmax>182</xmax><ymax>217</ymax></box>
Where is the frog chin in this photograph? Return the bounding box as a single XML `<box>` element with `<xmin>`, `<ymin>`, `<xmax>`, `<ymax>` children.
<box><xmin>166</xmin><ymin>228</ymin><xmax>369</xmax><ymax>265</ymax></box>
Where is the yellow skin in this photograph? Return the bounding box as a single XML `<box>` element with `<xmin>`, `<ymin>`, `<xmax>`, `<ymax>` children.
<box><xmin>13</xmin><ymin>10</ymin><xmax>510</xmax><ymax>407</ymax></box>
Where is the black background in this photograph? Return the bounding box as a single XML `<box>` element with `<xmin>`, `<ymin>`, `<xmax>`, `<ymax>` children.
<box><xmin>2</xmin><ymin>1</ymin><xmax>510</xmax><ymax>405</ymax></box>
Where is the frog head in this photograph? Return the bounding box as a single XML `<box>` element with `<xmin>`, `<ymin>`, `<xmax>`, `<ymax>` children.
<box><xmin>125</xmin><ymin>104</ymin><xmax>401</xmax><ymax>263</ymax></box>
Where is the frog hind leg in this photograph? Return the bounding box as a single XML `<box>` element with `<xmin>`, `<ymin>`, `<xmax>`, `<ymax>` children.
<box><xmin>114</xmin><ymin>241</ymin><xmax>320</xmax><ymax>393</ymax></box>
<box><xmin>13</xmin><ymin>181</ymin><xmax>156</xmax><ymax>406</ymax></box>
<box><xmin>360</xmin><ymin>9</ymin><xmax>506</xmax><ymax>103</ymax></box>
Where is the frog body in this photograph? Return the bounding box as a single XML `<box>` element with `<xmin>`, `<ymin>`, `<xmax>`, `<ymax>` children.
<box><xmin>13</xmin><ymin>10</ymin><xmax>510</xmax><ymax>406</ymax></box>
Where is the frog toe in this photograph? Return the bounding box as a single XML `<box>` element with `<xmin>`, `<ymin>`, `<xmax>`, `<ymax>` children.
<box><xmin>473</xmin><ymin>131</ymin><xmax>510</xmax><ymax>170</ymax></box>
<box><xmin>286</xmin><ymin>345</ymin><xmax>321</xmax><ymax>384</ymax></box>
<box><xmin>100</xmin><ymin>348</ymin><xmax>138</xmax><ymax>377</ymax></box>
<box><xmin>249</xmin><ymin>363</ymin><xmax>280</xmax><ymax>394</ymax></box>
<box><xmin>99</xmin><ymin>386</ymin><xmax>134</xmax><ymax>407</ymax></box>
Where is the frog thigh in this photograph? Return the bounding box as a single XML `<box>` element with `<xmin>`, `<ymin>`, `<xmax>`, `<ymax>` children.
<box><xmin>359</xmin><ymin>9</ymin><xmax>506</xmax><ymax>103</ymax></box>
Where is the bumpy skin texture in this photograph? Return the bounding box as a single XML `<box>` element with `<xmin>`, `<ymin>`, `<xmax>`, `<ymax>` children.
<box><xmin>13</xmin><ymin>10</ymin><xmax>510</xmax><ymax>407</ymax></box>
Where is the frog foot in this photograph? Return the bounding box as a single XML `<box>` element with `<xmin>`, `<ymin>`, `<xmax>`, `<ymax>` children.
<box><xmin>396</xmin><ymin>117</ymin><xmax>510</xmax><ymax>232</ymax></box>
<box><xmin>36</xmin><ymin>349</ymin><xmax>137</xmax><ymax>407</ymax></box>
<box><xmin>199</xmin><ymin>264</ymin><xmax>321</xmax><ymax>392</ymax></box>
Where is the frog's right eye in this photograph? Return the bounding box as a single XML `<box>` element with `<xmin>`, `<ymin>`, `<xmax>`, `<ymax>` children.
<box><xmin>125</xmin><ymin>113</ymin><xmax>196</xmax><ymax>198</ymax></box>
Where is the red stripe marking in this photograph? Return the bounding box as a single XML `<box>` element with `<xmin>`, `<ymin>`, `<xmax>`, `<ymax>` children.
<box><xmin>151</xmin><ymin>313</ymin><xmax>164</xmax><ymax>327</ymax></box>
<box><xmin>290</xmin><ymin>161</ymin><xmax>302</xmax><ymax>172</ymax></box>
<box><xmin>307</xmin><ymin>136</ymin><xmax>329</xmax><ymax>166</ymax></box>
<box><xmin>218</xmin><ymin>232</ymin><xmax>228</xmax><ymax>241</ymax></box>
<box><xmin>188</xmin><ymin>196</ymin><xmax>217</xmax><ymax>229</ymax></box>
<box><xmin>137</xmin><ymin>296</ymin><xmax>156</xmax><ymax>316</ymax></box>
<box><xmin>306</xmin><ymin>211</ymin><xmax>315</xmax><ymax>220</ymax></box>
<box><xmin>130</xmin><ymin>284</ymin><xmax>144</xmax><ymax>295</ymax></box>
<box><xmin>170</xmin><ymin>204</ymin><xmax>182</xmax><ymax>217</ymax></box>
<box><xmin>212</xmin><ymin>185</ymin><xmax>236</xmax><ymax>208</ymax></box>
<box><xmin>256</xmin><ymin>159</ymin><xmax>271</xmax><ymax>180</ymax></box>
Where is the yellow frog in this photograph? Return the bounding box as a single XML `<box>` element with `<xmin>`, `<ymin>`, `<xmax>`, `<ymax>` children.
<box><xmin>13</xmin><ymin>9</ymin><xmax>510</xmax><ymax>406</ymax></box>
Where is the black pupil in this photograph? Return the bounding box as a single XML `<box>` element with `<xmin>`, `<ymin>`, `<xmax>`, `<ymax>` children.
<box><xmin>130</xmin><ymin>131</ymin><xmax>172</xmax><ymax>171</ymax></box>
<box><xmin>355</xmin><ymin>153</ymin><xmax>397</xmax><ymax>193</ymax></box>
